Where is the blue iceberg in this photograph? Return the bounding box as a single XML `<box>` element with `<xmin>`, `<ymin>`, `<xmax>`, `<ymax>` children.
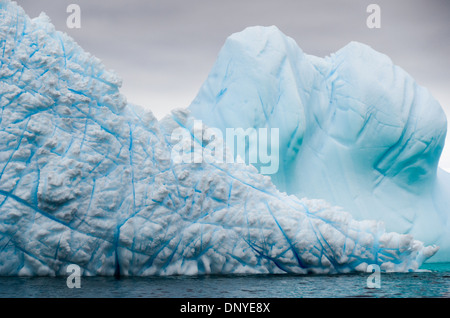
<box><xmin>0</xmin><ymin>0</ymin><xmax>441</xmax><ymax>276</ymax></box>
<box><xmin>190</xmin><ymin>25</ymin><xmax>450</xmax><ymax>262</ymax></box>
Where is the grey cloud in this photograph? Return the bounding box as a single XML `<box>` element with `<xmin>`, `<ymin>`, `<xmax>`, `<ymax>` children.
<box><xmin>14</xmin><ymin>1</ymin><xmax>450</xmax><ymax>153</ymax></box>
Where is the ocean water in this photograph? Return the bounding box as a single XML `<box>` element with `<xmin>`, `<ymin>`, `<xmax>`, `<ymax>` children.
<box><xmin>0</xmin><ymin>263</ymin><xmax>449</xmax><ymax>298</ymax></box>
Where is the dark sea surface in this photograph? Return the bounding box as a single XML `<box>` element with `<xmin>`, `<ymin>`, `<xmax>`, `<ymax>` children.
<box><xmin>0</xmin><ymin>263</ymin><xmax>449</xmax><ymax>298</ymax></box>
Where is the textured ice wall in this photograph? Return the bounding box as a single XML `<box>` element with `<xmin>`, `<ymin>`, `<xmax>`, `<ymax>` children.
<box><xmin>190</xmin><ymin>26</ymin><xmax>450</xmax><ymax>262</ymax></box>
<box><xmin>0</xmin><ymin>1</ymin><xmax>439</xmax><ymax>275</ymax></box>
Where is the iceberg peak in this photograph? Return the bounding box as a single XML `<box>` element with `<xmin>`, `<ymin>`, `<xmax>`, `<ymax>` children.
<box><xmin>190</xmin><ymin>25</ymin><xmax>450</xmax><ymax>262</ymax></box>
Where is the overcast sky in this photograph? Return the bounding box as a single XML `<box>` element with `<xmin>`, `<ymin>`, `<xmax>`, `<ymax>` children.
<box><xmin>15</xmin><ymin>0</ymin><xmax>450</xmax><ymax>170</ymax></box>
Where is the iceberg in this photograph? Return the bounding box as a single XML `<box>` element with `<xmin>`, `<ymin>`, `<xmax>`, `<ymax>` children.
<box><xmin>190</xmin><ymin>25</ymin><xmax>450</xmax><ymax>262</ymax></box>
<box><xmin>0</xmin><ymin>0</ymin><xmax>440</xmax><ymax>276</ymax></box>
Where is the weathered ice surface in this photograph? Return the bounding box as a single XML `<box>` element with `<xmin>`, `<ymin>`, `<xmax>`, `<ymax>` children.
<box><xmin>0</xmin><ymin>1</ymin><xmax>439</xmax><ymax>275</ymax></box>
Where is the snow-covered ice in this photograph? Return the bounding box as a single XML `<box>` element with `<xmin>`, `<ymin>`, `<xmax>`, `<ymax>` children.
<box><xmin>0</xmin><ymin>0</ymin><xmax>441</xmax><ymax>275</ymax></box>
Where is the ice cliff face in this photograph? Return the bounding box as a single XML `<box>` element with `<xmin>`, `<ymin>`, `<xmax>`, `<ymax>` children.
<box><xmin>190</xmin><ymin>26</ymin><xmax>450</xmax><ymax>262</ymax></box>
<box><xmin>0</xmin><ymin>0</ymin><xmax>440</xmax><ymax>276</ymax></box>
